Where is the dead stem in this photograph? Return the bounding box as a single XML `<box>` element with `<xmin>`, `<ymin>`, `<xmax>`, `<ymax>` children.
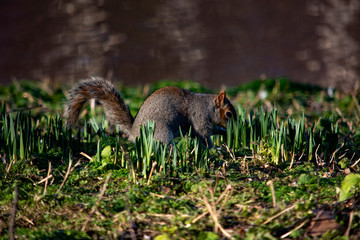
<box><xmin>43</xmin><ymin>161</ymin><xmax>52</xmax><ymax>195</ymax></box>
<box><xmin>190</xmin><ymin>183</ymin><xmax>233</xmax><ymax>226</ymax></box>
<box><xmin>266</xmin><ymin>180</ymin><xmax>277</xmax><ymax>209</ymax></box>
<box><xmin>199</xmin><ymin>186</ymin><xmax>233</xmax><ymax>239</ymax></box>
<box><xmin>280</xmin><ymin>219</ymin><xmax>309</xmax><ymax>239</ymax></box>
<box><xmin>37</xmin><ymin>174</ymin><xmax>53</xmax><ymax>185</ymax></box>
<box><xmin>329</xmin><ymin>144</ymin><xmax>343</xmax><ymax>164</ymax></box>
<box><xmin>56</xmin><ymin>158</ymin><xmax>73</xmax><ymax>194</ymax></box>
<box><xmin>149</xmin><ymin>192</ymin><xmax>174</xmax><ymax>200</ymax></box>
<box><xmin>217</xmin><ymin>185</ymin><xmax>234</xmax><ymax>214</ymax></box>
<box><xmin>195</xmin><ymin>168</ymin><xmax>217</xmax><ymax>230</ymax></box>
<box><xmin>5</xmin><ymin>157</ymin><xmax>15</xmax><ymax>179</ymax></box>
<box><xmin>80</xmin><ymin>152</ymin><xmax>92</xmax><ymax>161</ymax></box>
<box><xmin>224</xmin><ymin>144</ymin><xmax>236</xmax><ymax>161</ymax></box>
<box><xmin>21</xmin><ymin>216</ymin><xmax>35</xmax><ymax>226</ymax></box>
<box><xmin>350</xmin><ymin>157</ymin><xmax>360</xmax><ymax>169</ymax></box>
<box><xmin>289</xmin><ymin>152</ymin><xmax>295</xmax><ymax>169</ymax></box>
<box><xmin>315</xmin><ymin>145</ymin><xmax>321</xmax><ymax>166</ymax></box>
<box><xmin>147</xmin><ymin>162</ymin><xmax>157</xmax><ymax>186</ymax></box>
<box><xmin>262</xmin><ymin>204</ymin><xmax>296</xmax><ymax>225</ymax></box>
<box><xmin>345</xmin><ymin>211</ymin><xmax>354</xmax><ymax>237</ymax></box>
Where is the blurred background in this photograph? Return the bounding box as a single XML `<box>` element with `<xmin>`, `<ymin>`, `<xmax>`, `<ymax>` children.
<box><xmin>0</xmin><ymin>0</ymin><xmax>359</xmax><ymax>91</ymax></box>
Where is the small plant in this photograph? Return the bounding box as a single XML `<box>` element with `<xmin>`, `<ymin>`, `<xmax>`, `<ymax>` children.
<box><xmin>225</xmin><ymin>105</ymin><xmax>341</xmax><ymax>165</ymax></box>
<box><xmin>129</xmin><ymin>120</ymin><xmax>210</xmax><ymax>181</ymax></box>
<box><xmin>339</xmin><ymin>174</ymin><xmax>360</xmax><ymax>201</ymax></box>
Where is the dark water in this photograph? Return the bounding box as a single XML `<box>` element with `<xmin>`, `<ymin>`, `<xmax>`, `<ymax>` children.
<box><xmin>1</xmin><ymin>0</ymin><xmax>359</xmax><ymax>91</ymax></box>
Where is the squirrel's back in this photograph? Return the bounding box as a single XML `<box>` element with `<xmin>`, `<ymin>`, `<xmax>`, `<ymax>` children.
<box><xmin>131</xmin><ymin>87</ymin><xmax>192</xmax><ymax>142</ymax></box>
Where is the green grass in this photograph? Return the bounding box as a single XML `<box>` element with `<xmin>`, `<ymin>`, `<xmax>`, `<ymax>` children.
<box><xmin>0</xmin><ymin>78</ymin><xmax>360</xmax><ymax>239</ymax></box>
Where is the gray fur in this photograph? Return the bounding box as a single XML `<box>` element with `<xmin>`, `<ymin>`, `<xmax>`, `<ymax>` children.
<box><xmin>65</xmin><ymin>77</ymin><xmax>236</xmax><ymax>148</ymax></box>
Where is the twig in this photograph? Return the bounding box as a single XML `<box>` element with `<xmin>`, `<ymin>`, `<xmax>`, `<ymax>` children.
<box><xmin>70</xmin><ymin>159</ymin><xmax>81</xmax><ymax>172</ymax></box>
<box><xmin>43</xmin><ymin>161</ymin><xmax>52</xmax><ymax>195</ymax></box>
<box><xmin>149</xmin><ymin>192</ymin><xmax>174</xmax><ymax>199</ymax></box>
<box><xmin>280</xmin><ymin>219</ymin><xmax>308</xmax><ymax>238</ymax></box>
<box><xmin>262</xmin><ymin>204</ymin><xmax>296</xmax><ymax>225</ymax></box>
<box><xmin>222</xmin><ymin>161</ymin><xmax>227</xmax><ymax>176</ymax></box>
<box><xmin>80</xmin><ymin>152</ymin><xmax>92</xmax><ymax>161</ymax></box>
<box><xmin>196</xmin><ymin>169</ymin><xmax>216</xmax><ymax>202</ymax></box>
<box><xmin>350</xmin><ymin>157</ymin><xmax>360</xmax><ymax>169</ymax></box>
<box><xmin>345</xmin><ymin>211</ymin><xmax>354</xmax><ymax>237</ymax></box>
<box><xmin>289</xmin><ymin>152</ymin><xmax>295</xmax><ymax>169</ymax></box>
<box><xmin>56</xmin><ymin>158</ymin><xmax>73</xmax><ymax>194</ymax></box>
<box><xmin>217</xmin><ymin>185</ymin><xmax>234</xmax><ymax>214</ymax></box>
<box><xmin>216</xmin><ymin>184</ymin><xmax>233</xmax><ymax>207</ymax></box>
<box><xmin>37</xmin><ymin>174</ymin><xmax>53</xmax><ymax>185</ymax></box>
<box><xmin>190</xmin><ymin>184</ymin><xmax>233</xmax><ymax>225</ymax></box>
<box><xmin>266</xmin><ymin>180</ymin><xmax>277</xmax><ymax>209</ymax></box>
<box><xmin>9</xmin><ymin>185</ymin><xmax>19</xmax><ymax>240</ymax></box>
<box><xmin>329</xmin><ymin>144</ymin><xmax>343</xmax><ymax>164</ymax></box>
<box><xmin>22</xmin><ymin>216</ymin><xmax>35</xmax><ymax>226</ymax></box>
<box><xmin>195</xmin><ymin>169</ymin><xmax>218</xmax><ymax>231</ymax></box>
<box><xmin>5</xmin><ymin>157</ymin><xmax>15</xmax><ymax>179</ymax></box>
<box><xmin>199</xmin><ymin>186</ymin><xmax>233</xmax><ymax>239</ymax></box>
<box><xmin>190</xmin><ymin>210</ymin><xmax>208</xmax><ymax>225</ymax></box>
<box><xmin>146</xmin><ymin>162</ymin><xmax>157</xmax><ymax>186</ymax></box>
<box><xmin>81</xmin><ymin>173</ymin><xmax>111</xmax><ymax>232</ymax></box>
<box><xmin>314</xmin><ymin>144</ymin><xmax>321</xmax><ymax>166</ymax></box>
<box><xmin>224</xmin><ymin>144</ymin><xmax>236</xmax><ymax>161</ymax></box>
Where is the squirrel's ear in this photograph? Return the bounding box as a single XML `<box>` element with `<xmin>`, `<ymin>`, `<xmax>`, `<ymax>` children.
<box><xmin>215</xmin><ymin>90</ymin><xmax>226</xmax><ymax>107</ymax></box>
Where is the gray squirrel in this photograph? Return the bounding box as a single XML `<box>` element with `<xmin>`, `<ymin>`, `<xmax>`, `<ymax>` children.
<box><xmin>64</xmin><ymin>77</ymin><xmax>236</xmax><ymax>148</ymax></box>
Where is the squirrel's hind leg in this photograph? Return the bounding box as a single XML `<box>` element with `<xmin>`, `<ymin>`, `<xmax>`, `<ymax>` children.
<box><xmin>153</xmin><ymin>123</ymin><xmax>174</xmax><ymax>146</ymax></box>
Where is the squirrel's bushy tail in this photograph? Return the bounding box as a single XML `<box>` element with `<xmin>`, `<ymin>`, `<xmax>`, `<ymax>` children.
<box><xmin>64</xmin><ymin>77</ymin><xmax>134</xmax><ymax>135</ymax></box>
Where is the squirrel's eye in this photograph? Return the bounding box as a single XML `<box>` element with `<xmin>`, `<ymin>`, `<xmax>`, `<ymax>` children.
<box><xmin>225</xmin><ymin>111</ymin><xmax>233</xmax><ymax>118</ymax></box>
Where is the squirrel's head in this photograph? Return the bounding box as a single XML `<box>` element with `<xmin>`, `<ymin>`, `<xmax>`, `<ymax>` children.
<box><xmin>214</xmin><ymin>90</ymin><xmax>237</xmax><ymax>128</ymax></box>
